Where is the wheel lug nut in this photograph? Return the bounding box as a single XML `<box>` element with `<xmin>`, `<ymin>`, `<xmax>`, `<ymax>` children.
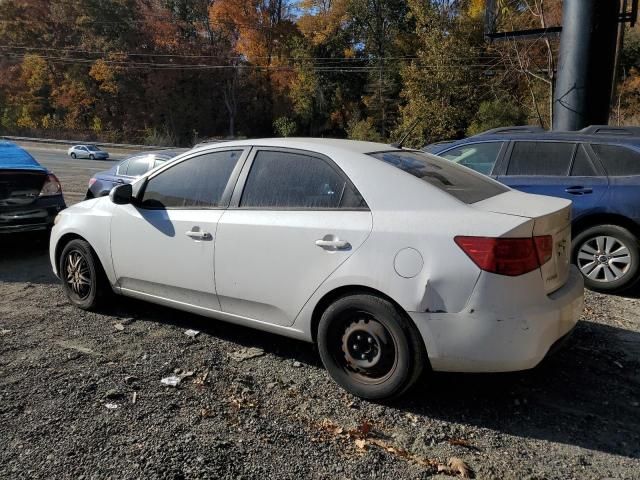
<box><xmin>353</xmin><ymin>344</ymin><xmax>359</xmax><ymax>351</ymax></box>
<box><xmin>360</xmin><ymin>354</ymin><xmax>366</xmax><ymax>359</ymax></box>
<box><xmin>356</xmin><ymin>335</ymin><xmax>362</xmax><ymax>341</ymax></box>
<box><xmin>367</xmin><ymin>337</ymin><xmax>373</xmax><ymax>344</ymax></box>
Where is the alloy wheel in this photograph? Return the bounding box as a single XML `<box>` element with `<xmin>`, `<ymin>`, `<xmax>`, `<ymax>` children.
<box><xmin>64</xmin><ymin>249</ymin><xmax>92</xmax><ymax>300</ymax></box>
<box><xmin>576</xmin><ymin>235</ymin><xmax>632</xmax><ymax>283</ymax></box>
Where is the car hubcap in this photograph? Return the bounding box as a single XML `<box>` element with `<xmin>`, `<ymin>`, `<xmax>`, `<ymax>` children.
<box><xmin>337</xmin><ymin>315</ymin><xmax>396</xmax><ymax>382</ymax></box>
<box><xmin>577</xmin><ymin>235</ymin><xmax>632</xmax><ymax>283</ymax></box>
<box><xmin>64</xmin><ymin>250</ymin><xmax>91</xmax><ymax>299</ymax></box>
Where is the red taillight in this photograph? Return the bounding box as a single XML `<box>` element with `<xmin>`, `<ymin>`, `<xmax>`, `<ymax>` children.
<box><xmin>88</xmin><ymin>177</ymin><xmax>97</xmax><ymax>187</ymax></box>
<box><xmin>454</xmin><ymin>235</ymin><xmax>553</xmax><ymax>276</ymax></box>
<box><xmin>534</xmin><ymin>235</ymin><xmax>553</xmax><ymax>265</ymax></box>
<box><xmin>39</xmin><ymin>174</ymin><xmax>62</xmax><ymax>197</ymax></box>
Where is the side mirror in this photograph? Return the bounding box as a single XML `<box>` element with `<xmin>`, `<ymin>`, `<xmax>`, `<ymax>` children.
<box><xmin>110</xmin><ymin>183</ymin><xmax>133</xmax><ymax>205</ymax></box>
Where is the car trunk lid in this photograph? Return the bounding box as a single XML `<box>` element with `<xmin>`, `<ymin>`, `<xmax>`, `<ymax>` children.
<box><xmin>0</xmin><ymin>169</ymin><xmax>48</xmax><ymax>209</ymax></box>
<box><xmin>472</xmin><ymin>190</ymin><xmax>572</xmax><ymax>294</ymax></box>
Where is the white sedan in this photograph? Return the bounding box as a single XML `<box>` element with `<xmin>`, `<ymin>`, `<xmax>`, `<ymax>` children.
<box><xmin>50</xmin><ymin>138</ymin><xmax>583</xmax><ymax>399</ymax></box>
<box><xmin>67</xmin><ymin>144</ymin><xmax>109</xmax><ymax>160</ymax></box>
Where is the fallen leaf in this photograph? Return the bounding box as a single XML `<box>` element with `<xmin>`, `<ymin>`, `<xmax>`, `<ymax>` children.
<box><xmin>448</xmin><ymin>457</ymin><xmax>474</xmax><ymax>478</ymax></box>
<box><xmin>354</xmin><ymin>438</ymin><xmax>366</xmax><ymax>449</ymax></box>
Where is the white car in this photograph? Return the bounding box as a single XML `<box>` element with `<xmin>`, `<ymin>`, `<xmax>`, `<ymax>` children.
<box><xmin>67</xmin><ymin>145</ymin><xmax>109</xmax><ymax>160</ymax></box>
<box><xmin>50</xmin><ymin>138</ymin><xmax>583</xmax><ymax>399</ymax></box>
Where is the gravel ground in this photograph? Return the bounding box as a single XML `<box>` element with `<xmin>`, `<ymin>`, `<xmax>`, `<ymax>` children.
<box><xmin>1</xmin><ymin>152</ymin><xmax>639</xmax><ymax>479</ymax></box>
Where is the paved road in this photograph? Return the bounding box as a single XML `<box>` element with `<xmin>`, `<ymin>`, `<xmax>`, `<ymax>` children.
<box><xmin>22</xmin><ymin>146</ymin><xmax>128</xmax><ymax>206</ymax></box>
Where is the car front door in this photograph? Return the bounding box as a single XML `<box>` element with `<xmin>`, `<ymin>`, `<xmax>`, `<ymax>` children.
<box><xmin>79</xmin><ymin>147</ymin><xmax>89</xmax><ymax>158</ymax></box>
<box><xmin>110</xmin><ymin>149</ymin><xmax>248</xmax><ymax>310</ymax></box>
<box><xmin>214</xmin><ymin>148</ymin><xmax>373</xmax><ymax>327</ymax></box>
<box><xmin>496</xmin><ymin>141</ymin><xmax>608</xmax><ymax>219</ymax></box>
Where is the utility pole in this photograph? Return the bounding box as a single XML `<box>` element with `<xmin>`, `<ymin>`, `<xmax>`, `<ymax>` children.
<box><xmin>552</xmin><ymin>0</ymin><xmax>621</xmax><ymax>130</ymax></box>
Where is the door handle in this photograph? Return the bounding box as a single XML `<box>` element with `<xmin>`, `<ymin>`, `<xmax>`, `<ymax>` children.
<box><xmin>315</xmin><ymin>237</ymin><xmax>351</xmax><ymax>251</ymax></box>
<box><xmin>186</xmin><ymin>229</ymin><xmax>212</xmax><ymax>241</ymax></box>
<box><xmin>565</xmin><ymin>186</ymin><xmax>593</xmax><ymax>195</ymax></box>
<box><xmin>116</xmin><ymin>179</ymin><xmax>125</xmax><ymax>184</ymax></box>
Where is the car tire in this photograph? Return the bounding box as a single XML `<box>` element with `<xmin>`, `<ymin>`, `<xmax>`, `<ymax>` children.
<box><xmin>59</xmin><ymin>239</ymin><xmax>110</xmax><ymax>310</ymax></box>
<box><xmin>70</xmin><ymin>153</ymin><xmax>76</xmax><ymax>159</ymax></box>
<box><xmin>573</xmin><ymin>224</ymin><xmax>640</xmax><ymax>293</ymax></box>
<box><xmin>89</xmin><ymin>154</ymin><xmax>95</xmax><ymax>160</ymax></box>
<box><xmin>317</xmin><ymin>293</ymin><xmax>426</xmax><ymax>400</ymax></box>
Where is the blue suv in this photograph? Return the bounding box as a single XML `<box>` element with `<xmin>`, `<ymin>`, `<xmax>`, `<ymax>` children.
<box><xmin>426</xmin><ymin>125</ymin><xmax>640</xmax><ymax>293</ymax></box>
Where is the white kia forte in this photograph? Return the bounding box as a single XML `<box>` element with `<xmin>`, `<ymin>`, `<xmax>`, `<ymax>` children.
<box><xmin>50</xmin><ymin>138</ymin><xmax>584</xmax><ymax>399</ymax></box>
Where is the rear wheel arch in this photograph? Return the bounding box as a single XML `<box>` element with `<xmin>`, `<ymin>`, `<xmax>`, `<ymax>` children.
<box><xmin>572</xmin><ymin>213</ymin><xmax>640</xmax><ymax>240</ymax></box>
<box><xmin>310</xmin><ymin>285</ymin><xmax>423</xmax><ymax>347</ymax></box>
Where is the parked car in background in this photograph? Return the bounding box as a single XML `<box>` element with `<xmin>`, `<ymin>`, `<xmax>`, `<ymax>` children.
<box><xmin>68</xmin><ymin>145</ymin><xmax>109</xmax><ymax>160</ymax></box>
<box><xmin>426</xmin><ymin>125</ymin><xmax>640</xmax><ymax>293</ymax></box>
<box><xmin>51</xmin><ymin>138</ymin><xmax>583</xmax><ymax>400</ymax></box>
<box><xmin>85</xmin><ymin>150</ymin><xmax>184</xmax><ymax>199</ymax></box>
<box><xmin>0</xmin><ymin>142</ymin><xmax>65</xmax><ymax>233</ymax></box>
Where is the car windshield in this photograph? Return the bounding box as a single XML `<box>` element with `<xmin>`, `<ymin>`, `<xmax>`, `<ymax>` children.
<box><xmin>86</xmin><ymin>145</ymin><xmax>100</xmax><ymax>151</ymax></box>
<box><xmin>369</xmin><ymin>150</ymin><xmax>508</xmax><ymax>204</ymax></box>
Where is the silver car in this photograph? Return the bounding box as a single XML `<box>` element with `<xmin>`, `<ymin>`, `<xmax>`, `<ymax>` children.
<box><xmin>67</xmin><ymin>145</ymin><xmax>109</xmax><ymax>160</ymax></box>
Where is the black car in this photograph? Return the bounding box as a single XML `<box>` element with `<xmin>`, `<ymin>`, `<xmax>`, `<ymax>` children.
<box><xmin>426</xmin><ymin>125</ymin><xmax>640</xmax><ymax>292</ymax></box>
<box><xmin>85</xmin><ymin>150</ymin><xmax>184</xmax><ymax>199</ymax></box>
<box><xmin>0</xmin><ymin>142</ymin><xmax>66</xmax><ymax>233</ymax></box>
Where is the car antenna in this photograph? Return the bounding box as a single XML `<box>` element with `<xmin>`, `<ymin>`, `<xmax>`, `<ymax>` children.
<box><xmin>390</xmin><ymin>118</ymin><xmax>421</xmax><ymax>149</ymax></box>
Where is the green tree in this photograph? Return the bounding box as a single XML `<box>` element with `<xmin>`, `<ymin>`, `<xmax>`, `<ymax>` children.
<box><xmin>467</xmin><ymin>98</ymin><xmax>526</xmax><ymax>135</ymax></box>
<box><xmin>394</xmin><ymin>0</ymin><xmax>485</xmax><ymax>147</ymax></box>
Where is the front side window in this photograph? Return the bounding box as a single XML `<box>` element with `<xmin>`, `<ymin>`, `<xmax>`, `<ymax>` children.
<box><xmin>369</xmin><ymin>150</ymin><xmax>508</xmax><ymax>204</ymax></box>
<box><xmin>591</xmin><ymin>144</ymin><xmax>640</xmax><ymax>176</ymax></box>
<box><xmin>140</xmin><ymin>150</ymin><xmax>242</xmax><ymax>209</ymax></box>
<box><xmin>506</xmin><ymin>141</ymin><xmax>575</xmax><ymax>176</ymax></box>
<box><xmin>439</xmin><ymin>142</ymin><xmax>503</xmax><ymax>175</ymax></box>
<box><xmin>116</xmin><ymin>159</ymin><xmax>131</xmax><ymax>175</ymax></box>
<box><xmin>240</xmin><ymin>150</ymin><xmax>367</xmax><ymax>209</ymax></box>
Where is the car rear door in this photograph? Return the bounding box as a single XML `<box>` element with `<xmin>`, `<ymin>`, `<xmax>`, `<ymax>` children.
<box><xmin>214</xmin><ymin>147</ymin><xmax>373</xmax><ymax>327</ymax></box>
<box><xmin>589</xmin><ymin>143</ymin><xmax>640</xmax><ymax>222</ymax></box>
<box><xmin>496</xmin><ymin>141</ymin><xmax>608</xmax><ymax>219</ymax></box>
<box><xmin>110</xmin><ymin>148</ymin><xmax>249</xmax><ymax>310</ymax></box>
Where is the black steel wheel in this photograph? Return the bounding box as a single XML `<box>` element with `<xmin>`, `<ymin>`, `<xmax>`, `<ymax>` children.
<box><xmin>317</xmin><ymin>293</ymin><xmax>426</xmax><ymax>400</ymax></box>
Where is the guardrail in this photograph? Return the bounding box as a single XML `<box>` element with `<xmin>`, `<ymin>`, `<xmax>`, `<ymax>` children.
<box><xmin>1</xmin><ymin>135</ymin><xmax>175</xmax><ymax>151</ymax></box>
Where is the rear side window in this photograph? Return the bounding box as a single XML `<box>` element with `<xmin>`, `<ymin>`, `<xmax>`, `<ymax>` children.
<box><xmin>240</xmin><ymin>150</ymin><xmax>367</xmax><ymax>209</ymax></box>
<box><xmin>369</xmin><ymin>150</ymin><xmax>508</xmax><ymax>204</ymax></box>
<box><xmin>570</xmin><ymin>145</ymin><xmax>599</xmax><ymax>176</ymax></box>
<box><xmin>439</xmin><ymin>142</ymin><xmax>503</xmax><ymax>175</ymax></box>
<box><xmin>141</xmin><ymin>150</ymin><xmax>242</xmax><ymax>208</ymax></box>
<box><xmin>591</xmin><ymin>144</ymin><xmax>640</xmax><ymax>176</ymax></box>
<box><xmin>506</xmin><ymin>142</ymin><xmax>575</xmax><ymax>176</ymax></box>
<box><xmin>126</xmin><ymin>156</ymin><xmax>152</xmax><ymax>177</ymax></box>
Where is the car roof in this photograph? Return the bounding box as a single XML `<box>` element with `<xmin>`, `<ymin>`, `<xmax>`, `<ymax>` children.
<box><xmin>0</xmin><ymin>142</ymin><xmax>47</xmax><ymax>172</ymax></box>
<box><xmin>189</xmin><ymin>137</ymin><xmax>395</xmax><ymax>156</ymax></box>
<box><xmin>122</xmin><ymin>149</ymin><xmax>186</xmax><ymax>161</ymax></box>
<box><xmin>428</xmin><ymin>129</ymin><xmax>640</xmax><ymax>152</ymax></box>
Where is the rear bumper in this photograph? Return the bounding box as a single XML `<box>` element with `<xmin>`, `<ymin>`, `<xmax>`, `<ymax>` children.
<box><xmin>0</xmin><ymin>196</ymin><xmax>66</xmax><ymax>233</ymax></box>
<box><xmin>411</xmin><ymin>266</ymin><xmax>584</xmax><ymax>372</ymax></box>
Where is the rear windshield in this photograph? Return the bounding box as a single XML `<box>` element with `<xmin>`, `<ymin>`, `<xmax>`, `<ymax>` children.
<box><xmin>369</xmin><ymin>150</ymin><xmax>508</xmax><ymax>204</ymax></box>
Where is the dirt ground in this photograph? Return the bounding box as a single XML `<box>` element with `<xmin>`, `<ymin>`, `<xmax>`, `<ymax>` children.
<box><xmin>1</xmin><ymin>152</ymin><xmax>639</xmax><ymax>479</ymax></box>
